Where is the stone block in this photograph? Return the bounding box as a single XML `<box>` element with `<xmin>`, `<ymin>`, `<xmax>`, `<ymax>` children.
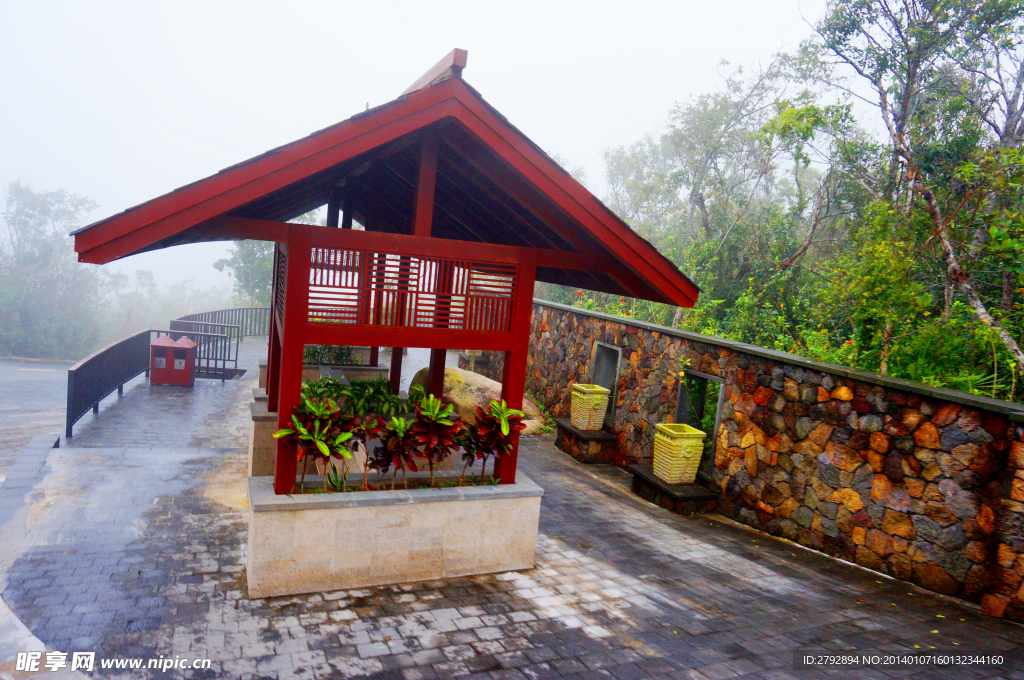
<box><xmin>932</xmin><ymin>403</ymin><xmax>962</xmax><ymax>427</ymax></box>
<box><xmin>247</xmin><ymin>473</ymin><xmax>543</xmax><ymax>598</ymax></box>
<box><xmin>249</xmin><ymin>401</ymin><xmax>278</xmax><ymax>477</ymax></box>
<box><xmin>913</xmin><ymin>422</ymin><xmax>940</xmax><ymax>449</ymax></box>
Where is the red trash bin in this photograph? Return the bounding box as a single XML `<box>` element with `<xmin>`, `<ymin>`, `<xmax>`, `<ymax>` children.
<box><xmin>150</xmin><ymin>336</ymin><xmax>197</xmax><ymax>386</ymax></box>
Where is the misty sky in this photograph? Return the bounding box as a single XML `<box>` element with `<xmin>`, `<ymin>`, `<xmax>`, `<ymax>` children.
<box><xmin>1</xmin><ymin>0</ymin><xmax>826</xmax><ymax>291</ymax></box>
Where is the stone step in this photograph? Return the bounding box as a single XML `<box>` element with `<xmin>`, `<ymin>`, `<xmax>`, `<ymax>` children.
<box><xmin>628</xmin><ymin>463</ymin><xmax>718</xmax><ymax>515</ymax></box>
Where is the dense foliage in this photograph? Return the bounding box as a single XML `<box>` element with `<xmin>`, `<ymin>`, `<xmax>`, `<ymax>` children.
<box><xmin>0</xmin><ymin>181</ymin><xmax>229</xmax><ymax>360</ymax></box>
<box><xmin>539</xmin><ymin>1</ymin><xmax>1024</xmax><ymax>403</ymax></box>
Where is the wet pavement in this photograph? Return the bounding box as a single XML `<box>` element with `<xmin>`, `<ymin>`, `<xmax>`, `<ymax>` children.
<box><xmin>0</xmin><ymin>359</ymin><xmax>69</xmax><ymax>484</ymax></box>
<box><xmin>0</xmin><ymin>341</ymin><xmax>1021</xmax><ymax>679</ymax></box>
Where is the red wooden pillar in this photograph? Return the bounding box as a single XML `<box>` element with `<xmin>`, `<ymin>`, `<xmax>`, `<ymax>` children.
<box><xmin>369</xmin><ymin>346</ymin><xmax>380</xmax><ymax>367</ymax></box>
<box><xmin>494</xmin><ymin>252</ymin><xmax>537</xmax><ymax>485</ymax></box>
<box><xmin>417</xmin><ymin>133</ymin><xmax>445</xmax><ymax>397</ymax></box>
<box><xmin>390</xmin><ymin>347</ymin><xmax>404</xmax><ymax>394</ymax></box>
<box><xmin>413</xmin><ymin>133</ymin><xmax>438</xmax><ymax>238</ymax></box>
<box><xmin>427</xmin><ymin>348</ymin><xmax>447</xmax><ymax>398</ymax></box>
<box><xmin>428</xmin><ymin>259</ymin><xmax>454</xmax><ymax>398</ymax></box>
<box><xmin>273</xmin><ymin>229</ymin><xmax>312</xmax><ymax>495</ymax></box>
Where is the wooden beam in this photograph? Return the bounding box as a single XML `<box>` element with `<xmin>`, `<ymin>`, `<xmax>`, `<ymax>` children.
<box><xmin>441</xmin><ymin>89</ymin><xmax>700</xmax><ymax>306</ymax></box>
<box><xmin>190</xmin><ymin>218</ymin><xmax>290</xmax><ymax>242</ymax></box>
<box><xmin>75</xmin><ymin>95</ymin><xmax>462</xmax><ymax>263</ymax></box>
<box><xmin>413</xmin><ymin>134</ymin><xmax>439</xmax><ymax>237</ymax></box>
<box><xmin>303</xmin><ymin>324</ymin><xmax>515</xmax><ymax>352</ymax></box>
<box><xmin>224</xmin><ymin>218</ymin><xmax>600</xmax><ymax>270</ymax></box>
<box><xmin>439</xmin><ymin>128</ymin><xmax>592</xmax><ymax>253</ymax></box>
<box><xmin>402</xmin><ymin>48</ymin><xmax>468</xmax><ymax>96</ymax></box>
<box><xmin>435</xmin><ymin>152</ymin><xmax>566</xmax><ymax>251</ymax></box>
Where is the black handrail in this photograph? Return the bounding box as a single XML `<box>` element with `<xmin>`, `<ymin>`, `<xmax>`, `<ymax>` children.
<box><xmin>66</xmin><ymin>307</ymin><xmax>271</xmax><ymax>438</ymax></box>
<box><xmin>66</xmin><ymin>330</ymin><xmax>151</xmax><ymax>438</ymax></box>
<box><xmin>173</xmin><ymin>307</ymin><xmax>270</xmax><ymax>338</ymax></box>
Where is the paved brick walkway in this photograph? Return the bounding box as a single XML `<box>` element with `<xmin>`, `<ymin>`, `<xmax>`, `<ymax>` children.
<box><xmin>0</xmin><ymin>340</ymin><xmax>1021</xmax><ymax>679</ymax></box>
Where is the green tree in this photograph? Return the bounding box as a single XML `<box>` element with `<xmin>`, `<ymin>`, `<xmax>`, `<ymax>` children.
<box><xmin>214</xmin><ymin>241</ymin><xmax>274</xmax><ymax>306</ymax></box>
<box><xmin>0</xmin><ymin>181</ymin><xmax>105</xmax><ymax>359</ymax></box>
<box><xmin>214</xmin><ymin>208</ymin><xmax>324</xmax><ymax>306</ymax></box>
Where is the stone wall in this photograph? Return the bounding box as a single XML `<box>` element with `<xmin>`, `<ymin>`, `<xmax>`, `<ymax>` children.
<box><xmin>525</xmin><ymin>300</ymin><xmax>1024</xmax><ymax>622</ymax></box>
<box><xmin>456</xmin><ymin>351</ymin><xmax>504</xmax><ymax>383</ymax></box>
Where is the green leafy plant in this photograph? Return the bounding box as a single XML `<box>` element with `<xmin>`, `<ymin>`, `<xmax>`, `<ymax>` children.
<box><xmin>345</xmin><ymin>413</ymin><xmax>386</xmax><ymax>491</ymax></box>
<box><xmin>457</xmin><ymin>425</ymin><xmax>482</xmax><ymax>486</ymax></box>
<box><xmin>406</xmin><ymin>382</ymin><xmax>428</xmax><ymax>410</ymax></box>
<box><xmin>373</xmin><ymin>416</ymin><xmax>418</xmax><ymax>489</ymax></box>
<box><xmin>470</xmin><ymin>399</ymin><xmax>526</xmax><ymax>483</ymax></box>
<box><xmin>412</xmin><ymin>394</ymin><xmax>466</xmax><ymax>487</ymax></box>
<box><xmin>341</xmin><ymin>378</ymin><xmax>405</xmax><ymax>417</ymax></box>
<box><xmin>302</xmin><ymin>377</ymin><xmax>346</xmax><ymax>402</ymax></box>
<box><xmin>272</xmin><ymin>397</ymin><xmax>353</xmax><ymax>492</ymax></box>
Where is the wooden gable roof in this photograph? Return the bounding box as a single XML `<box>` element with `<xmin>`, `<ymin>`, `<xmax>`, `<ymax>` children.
<box><xmin>72</xmin><ymin>52</ymin><xmax>699</xmax><ymax>307</ymax></box>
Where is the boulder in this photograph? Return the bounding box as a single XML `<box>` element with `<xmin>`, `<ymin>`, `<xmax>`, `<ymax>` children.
<box><xmin>411</xmin><ymin>366</ymin><xmax>546</xmax><ymax>435</ymax></box>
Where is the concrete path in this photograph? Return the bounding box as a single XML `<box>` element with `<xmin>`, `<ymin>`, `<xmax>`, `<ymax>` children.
<box><xmin>0</xmin><ymin>340</ymin><xmax>1021</xmax><ymax>679</ymax></box>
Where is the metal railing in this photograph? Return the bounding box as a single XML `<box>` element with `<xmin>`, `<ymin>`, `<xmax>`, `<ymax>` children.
<box><xmin>66</xmin><ymin>330</ymin><xmax>151</xmax><ymax>439</ymax></box>
<box><xmin>65</xmin><ymin>307</ymin><xmax>271</xmax><ymax>438</ymax></box>
<box><xmin>174</xmin><ymin>307</ymin><xmax>271</xmax><ymax>338</ymax></box>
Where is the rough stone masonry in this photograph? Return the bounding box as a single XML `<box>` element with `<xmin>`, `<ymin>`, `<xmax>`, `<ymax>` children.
<box><xmin>523</xmin><ymin>300</ymin><xmax>1024</xmax><ymax>623</ymax></box>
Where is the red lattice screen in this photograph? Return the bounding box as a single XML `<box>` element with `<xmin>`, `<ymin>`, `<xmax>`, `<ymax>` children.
<box><xmin>307</xmin><ymin>248</ymin><xmax>517</xmax><ymax>332</ymax></box>
<box><xmin>273</xmin><ymin>244</ymin><xmax>287</xmax><ymax>327</ymax></box>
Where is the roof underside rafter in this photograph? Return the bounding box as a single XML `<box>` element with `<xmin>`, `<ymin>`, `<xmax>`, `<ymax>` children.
<box><xmin>73</xmin><ymin>63</ymin><xmax>699</xmax><ymax>307</ymax></box>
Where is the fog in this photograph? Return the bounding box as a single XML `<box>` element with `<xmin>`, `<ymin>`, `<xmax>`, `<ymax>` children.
<box><xmin>0</xmin><ymin>0</ymin><xmax>825</xmax><ymax>290</ymax></box>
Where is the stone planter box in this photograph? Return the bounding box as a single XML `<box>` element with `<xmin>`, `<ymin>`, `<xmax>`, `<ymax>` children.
<box><xmin>249</xmin><ymin>401</ymin><xmax>278</xmax><ymax>477</ymax></box>
<box><xmin>246</xmin><ymin>472</ymin><xmax>543</xmax><ymax>598</ymax></box>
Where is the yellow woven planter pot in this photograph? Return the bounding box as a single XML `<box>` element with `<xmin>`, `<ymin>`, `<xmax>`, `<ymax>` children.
<box><xmin>570</xmin><ymin>384</ymin><xmax>610</xmax><ymax>431</ymax></box>
<box><xmin>652</xmin><ymin>423</ymin><xmax>706</xmax><ymax>485</ymax></box>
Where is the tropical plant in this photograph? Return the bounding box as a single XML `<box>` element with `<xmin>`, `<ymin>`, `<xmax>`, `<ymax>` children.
<box><xmin>457</xmin><ymin>425</ymin><xmax>482</xmax><ymax>486</ymax></box>
<box><xmin>407</xmin><ymin>382</ymin><xmax>428</xmax><ymax>410</ymax></box>
<box><xmin>345</xmin><ymin>413</ymin><xmax>386</xmax><ymax>491</ymax></box>
<box><xmin>303</xmin><ymin>377</ymin><xmax>346</xmax><ymax>402</ymax></box>
<box><xmin>471</xmin><ymin>400</ymin><xmax>526</xmax><ymax>483</ymax></box>
<box><xmin>373</xmin><ymin>416</ymin><xmax>418</xmax><ymax>490</ymax></box>
<box><xmin>272</xmin><ymin>397</ymin><xmax>353</xmax><ymax>492</ymax></box>
<box><xmin>341</xmin><ymin>378</ymin><xmax>405</xmax><ymax>417</ymax></box>
<box><xmin>412</xmin><ymin>394</ymin><xmax>465</xmax><ymax>487</ymax></box>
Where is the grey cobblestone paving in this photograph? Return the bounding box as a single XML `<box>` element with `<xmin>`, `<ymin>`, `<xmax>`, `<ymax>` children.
<box><xmin>1</xmin><ymin>338</ymin><xmax>1022</xmax><ymax>679</ymax></box>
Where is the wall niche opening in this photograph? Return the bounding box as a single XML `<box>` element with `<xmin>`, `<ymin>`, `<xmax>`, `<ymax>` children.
<box><xmin>591</xmin><ymin>341</ymin><xmax>622</xmax><ymax>429</ymax></box>
<box><xmin>674</xmin><ymin>369</ymin><xmax>725</xmax><ymax>482</ymax></box>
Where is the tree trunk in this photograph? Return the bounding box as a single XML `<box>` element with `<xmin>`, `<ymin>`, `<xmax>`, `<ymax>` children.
<box><xmin>913</xmin><ymin>182</ymin><xmax>1024</xmax><ymax>380</ymax></box>
<box><xmin>879</xmin><ymin>320</ymin><xmax>893</xmax><ymax>376</ymax></box>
